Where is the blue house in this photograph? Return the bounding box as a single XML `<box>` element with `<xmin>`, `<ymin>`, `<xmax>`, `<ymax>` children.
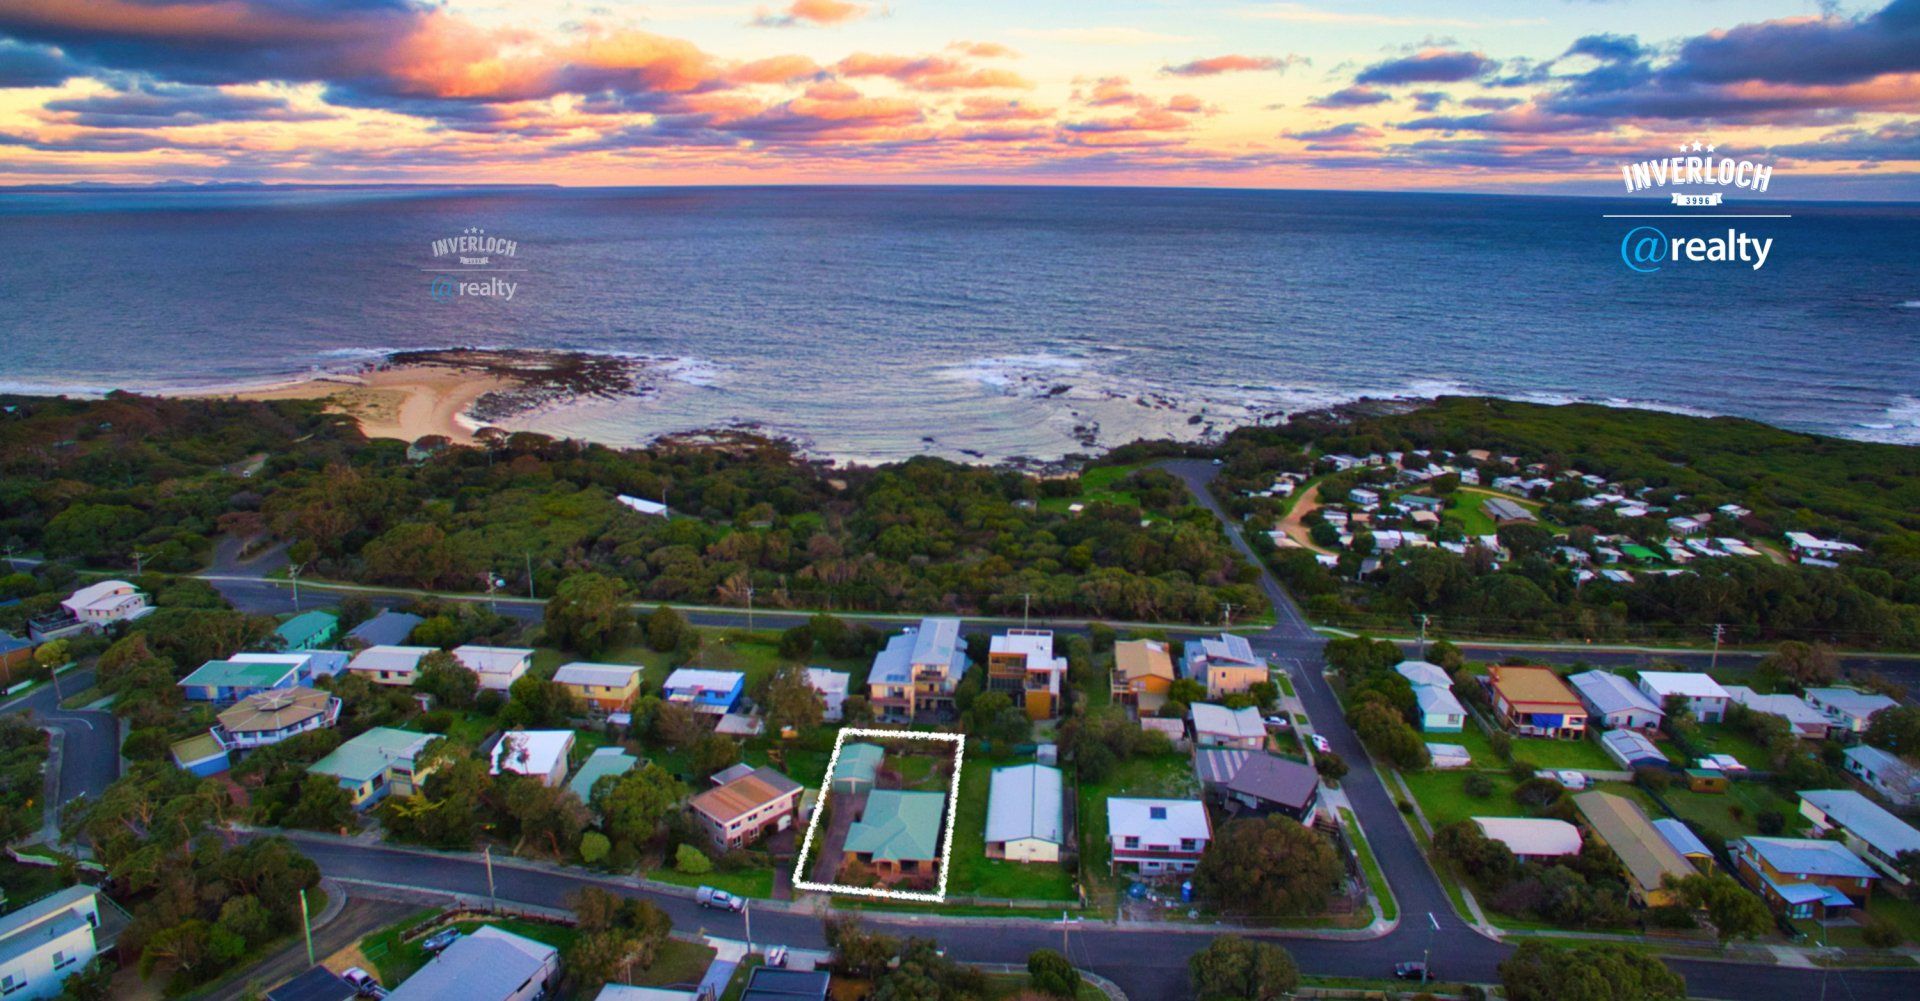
<box><xmin>177</xmin><ymin>654</ymin><xmax>303</xmax><ymax>703</ymax></box>
<box><xmin>663</xmin><ymin>668</ymin><xmax>746</xmax><ymax>715</ymax></box>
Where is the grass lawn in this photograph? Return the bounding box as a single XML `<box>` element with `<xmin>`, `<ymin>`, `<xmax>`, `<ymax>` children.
<box><xmin>629</xmin><ymin>936</ymin><xmax>717</xmax><ymax>988</ymax></box>
<box><xmin>1340</xmin><ymin>807</ymin><xmax>1396</xmax><ymax>923</ymax></box>
<box><xmin>0</xmin><ymin>859</ymin><xmax>72</xmax><ymax>909</ymax></box>
<box><xmin>1669</xmin><ymin>723</ymin><xmax>1777</xmax><ymax>771</ymax></box>
<box><xmin>981</xmin><ymin>972</ymin><xmax>1109</xmax><ymax>1000</ymax></box>
<box><xmin>1505</xmin><ymin>732</ymin><xmax>1618</xmax><ymax>772</ymax></box>
<box><xmin>1399</xmin><ymin>769</ymin><xmax>1527</xmax><ymax>829</ymax></box>
<box><xmin>718</xmin><ymin>956</ymin><xmax>765</xmax><ymax>1001</ymax></box>
<box><xmin>1038</xmin><ymin>463</ymin><xmax>1144</xmax><ymax>513</ymax></box>
<box><xmin>1442</xmin><ymin>490</ymin><xmax>1500</xmax><ymax>537</ymax></box>
<box><xmin>742</xmin><ymin>739</ymin><xmax>835</xmax><ymax>789</ymax></box>
<box><xmin>650</xmin><ymin>863</ymin><xmax>777</xmax><ymax>899</ymax></box>
<box><xmin>1655</xmin><ymin>781</ymin><xmax>1810</xmax><ymax>843</ymax></box>
<box><xmin>947</xmin><ymin>753</ymin><xmax>1076</xmax><ymax>902</ymax></box>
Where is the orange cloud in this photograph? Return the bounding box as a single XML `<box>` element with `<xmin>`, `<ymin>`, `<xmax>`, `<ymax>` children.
<box><xmin>836</xmin><ymin>53</ymin><xmax>1031</xmax><ymax>91</ymax></box>
<box><xmin>1163</xmin><ymin>54</ymin><xmax>1303</xmax><ymax>77</ymax></box>
<box><xmin>755</xmin><ymin>0</ymin><xmax>870</xmax><ymax>28</ymax></box>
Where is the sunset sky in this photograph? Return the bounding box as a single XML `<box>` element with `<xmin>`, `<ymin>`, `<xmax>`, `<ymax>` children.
<box><xmin>0</xmin><ymin>0</ymin><xmax>1916</xmax><ymax>195</ymax></box>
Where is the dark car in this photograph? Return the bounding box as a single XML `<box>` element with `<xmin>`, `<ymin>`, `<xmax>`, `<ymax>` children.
<box><xmin>420</xmin><ymin>928</ymin><xmax>461</xmax><ymax>955</ymax></box>
<box><xmin>1393</xmin><ymin>961</ymin><xmax>1429</xmax><ymax>981</ymax></box>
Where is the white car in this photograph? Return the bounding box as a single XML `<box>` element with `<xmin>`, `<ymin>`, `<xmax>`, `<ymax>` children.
<box><xmin>1310</xmin><ymin>733</ymin><xmax>1332</xmax><ymax>754</ymax></box>
<box><xmin>341</xmin><ymin>968</ymin><xmax>387</xmax><ymax>998</ymax></box>
<box><xmin>696</xmin><ymin>886</ymin><xmax>745</xmax><ymax>912</ymax></box>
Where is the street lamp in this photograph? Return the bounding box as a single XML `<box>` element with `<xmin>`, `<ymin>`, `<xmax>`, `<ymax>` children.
<box><xmin>1423</xmin><ymin>911</ymin><xmax>1439</xmax><ymax>985</ymax></box>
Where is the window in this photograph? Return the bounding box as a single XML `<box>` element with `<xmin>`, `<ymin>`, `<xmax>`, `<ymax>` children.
<box><xmin>1</xmin><ymin>973</ymin><xmax>20</xmax><ymax>995</ymax></box>
<box><xmin>1180</xmin><ymin>838</ymin><xmax>1197</xmax><ymax>851</ymax></box>
<box><xmin>1123</xmin><ymin>836</ymin><xmax>1139</xmax><ymax>849</ymax></box>
<box><xmin>53</xmin><ymin>950</ymin><xmax>73</xmax><ymax>970</ymax></box>
<box><xmin>1149</xmin><ymin>806</ymin><xmax>1167</xmax><ymax>820</ymax></box>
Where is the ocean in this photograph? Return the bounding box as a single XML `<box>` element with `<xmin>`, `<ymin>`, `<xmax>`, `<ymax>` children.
<box><xmin>1</xmin><ymin>185</ymin><xmax>1916</xmax><ymax>463</ymax></box>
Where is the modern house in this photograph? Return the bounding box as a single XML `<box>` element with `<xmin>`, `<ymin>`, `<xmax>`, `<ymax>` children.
<box><xmin>1189</xmin><ymin>703</ymin><xmax>1266</xmax><ymax>750</ymax></box>
<box><xmin>273</xmin><ymin>610</ymin><xmax>338</xmax><ymax>652</ymax></box>
<box><xmin>1805</xmin><ymin>687</ymin><xmax>1900</xmax><ymax>734</ymax></box>
<box><xmin>866</xmin><ymin>618</ymin><xmax>967</xmax><ymax>722</ymax></box>
<box><xmin>387</xmin><ymin>925</ymin><xmax>559</xmax><ymax>1001</ymax></box>
<box><xmin>1107</xmin><ymin>798</ymin><xmax>1212</xmax><ymax>875</ymax></box>
<box><xmin>1192</xmin><ymin>749</ymin><xmax>1319</xmax><ymax>822</ymax></box>
<box><xmin>831</xmin><ymin>743</ymin><xmax>885</xmax><ymax>795</ymax></box>
<box><xmin>1568</xmin><ymin>670</ymin><xmax>1665</xmax><ymax>731</ymax></box>
<box><xmin>1635</xmin><ymin>672</ymin><xmax>1730</xmax><ymax>723</ymax></box>
<box><xmin>690</xmin><ymin>766</ymin><xmax>803</xmax><ymax>849</ymax></box>
<box><xmin>1472</xmin><ymin>817</ymin><xmax>1583</xmax><ymax>859</ymax></box>
<box><xmin>1600</xmin><ymin>729</ymin><xmax>1668</xmax><ymax>771</ymax></box>
<box><xmin>987</xmin><ymin>629</ymin><xmax>1068</xmax><ymax>720</ymax></box>
<box><xmin>170</xmin><ymin>732</ymin><xmax>229</xmax><ymax>778</ymax></box>
<box><xmin>1732</xmin><ymin>836</ymin><xmax>1878</xmax><ymax>920</ymax></box>
<box><xmin>489</xmin><ymin>730</ymin><xmax>575</xmax><ymax>787</ymax></box>
<box><xmin>1182</xmin><ymin>633</ymin><xmax>1266</xmax><ymax>698</ymax></box>
<box><xmin>1486</xmin><ymin>665</ymin><xmax>1588</xmax><ymax>739</ymax></box>
<box><xmin>662</xmin><ymin>669</ymin><xmax>746</xmax><ymax>715</ymax></box>
<box><xmin>843</xmin><ymin>790</ymin><xmax>946</xmax><ymax>884</ymax></box>
<box><xmin>568</xmin><ymin>747</ymin><xmax>638</xmax><ymax>805</ymax></box>
<box><xmin>177</xmin><ymin>654</ymin><xmax>304</xmax><ymax>703</ymax></box>
<box><xmin>344</xmin><ymin>610</ymin><xmax>423</xmax><ymax>648</ymax></box>
<box><xmin>984</xmin><ymin>763</ymin><xmax>1064</xmax><ymax>863</ymax></box>
<box><xmin>214</xmin><ymin>686</ymin><xmax>340</xmax><ymax>751</ymax></box>
<box><xmin>346</xmin><ymin>645</ymin><xmax>435</xmax><ymax>686</ymax></box>
<box><xmin>1799</xmin><ymin>789</ymin><xmax>1920</xmax><ymax>885</ymax></box>
<box><xmin>60</xmin><ymin>579</ymin><xmax>150</xmax><ymax>627</ymax></box>
<box><xmin>1651</xmin><ymin>818</ymin><xmax>1715</xmax><ymax>869</ymax></box>
<box><xmin>451</xmin><ymin>645</ymin><xmax>535</xmax><ymax>693</ymax></box>
<box><xmin>307</xmin><ymin>727</ymin><xmax>441</xmax><ymax>808</ymax></box>
<box><xmin>552</xmin><ymin>662</ymin><xmax>642</xmax><ymax>713</ymax></box>
<box><xmin>1572</xmin><ymin>791</ymin><xmax>1692</xmax><ymax>907</ymax></box>
<box><xmin>1843</xmin><ymin>745</ymin><xmax>1920</xmax><ymax>808</ymax></box>
<box><xmin>0</xmin><ymin>885</ymin><xmax>111</xmax><ymax>1000</ymax></box>
<box><xmin>1111</xmin><ymin>640</ymin><xmax>1176</xmax><ymax>714</ymax></box>
<box><xmin>805</xmin><ymin>667</ymin><xmax>851</xmax><ymax>722</ymax></box>
<box><xmin>1724</xmin><ymin>686</ymin><xmax>1829</xmax><ymax>739</ymax></box>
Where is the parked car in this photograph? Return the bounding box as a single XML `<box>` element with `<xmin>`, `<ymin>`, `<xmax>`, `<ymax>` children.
<box><xmin>765</xmin><ymin>945</ymin><xmax>789</xmax><ymax>968</ymax></box>
<box><xmin>1264</xmin><ymin>715</ymin><xmax>1291</xmax><ymax>730</ymax></box>
<box><xmin>697</xmin><ymin>886</ymin><xmax>745</xmax><ymax>912</ymax></box>
<box><xmin>341</xmin><ymin>967</ymin><xmax>387</xmax><ymax>997</ymax></box>
<box><xmin>1393</xmin><ymin>961</ymin><xmax>1429</xmax><ymax>981</ymax></box>
<box><xmin>1310</xmin><ymin>733</ymin><xmax>1332</xmax><ymax>754</ymax></box>
<box><xmin>420</xmin><ymin>928</ymin><xmax>461</xmax><ymax>955</ymax></box>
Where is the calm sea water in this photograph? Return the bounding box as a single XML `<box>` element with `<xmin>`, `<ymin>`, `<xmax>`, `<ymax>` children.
<box><xmin>1</xmin><ymin>185</ymin><xmax>1916</xmax><ymax>462</ymax></box>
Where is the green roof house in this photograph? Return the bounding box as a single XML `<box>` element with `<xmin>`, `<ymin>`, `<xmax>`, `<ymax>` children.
<box><xmin>308</xmin><ymin>727</ymin><xmax>441</xmax><ymax>808</ymax></box>
<box><xmin>832</xmin><ymin>742</ymin><xmax>885</xmax><ymax>795</ymax></box>
<box><xmin>275</xmin><ymin>610</ymin><xmax>339</xmax><ymax>651</ymax></box>
<box><xmin>843</xmin><ymin>789</ymin><xmax>946</xmax><ymax>884</ymax></box>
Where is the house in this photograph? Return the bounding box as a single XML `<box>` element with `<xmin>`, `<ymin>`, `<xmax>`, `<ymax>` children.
<box><xmin>177</xmin><ymin>655</ymin><xmax>303</xmax><ymax>703</ymax></box>
<box><xmin>1799</xmin><ymin>789</ymin><xmax>1920</xmax><ymax>885</ymax></box>
<box><xmin>568</xmin><ymin>747</ymin><xmax>637</xmax><ymax>804</ymax></box>
<box><xmin>1732</xmin><ymin>836</ymin><xmax>1878</xmax><ymax>920</ymax></box>
<box><xmin>214</xmin><ymin>687</ymin><xmax>340</xmax><ymax>751</ymax></box>
<box><xmin>1651</xmin><ymin>818</ymin><xmax>1715</xmax><ymax>869</ymax></box>
<box><xmin>489</xmin><ymin>730</ymin><xmax>575</xmax><ymax>787</ymax></box>
<box><xmin>1724</xmin><ymin>686</ymin><xmax>1829</xmax><ymax>739</ymax></box>
<box><xmin>387</xmin><ymin>925</ymin><xmax>559</xmax><ymax>1001</ymax></box>
<box><xmin>805</xmin><ymin>668</ymin><xmax>851</xmax><ymax>722</ymax></box>
<box><xmin>1481</xmin><ymin>497</ymin><xmax>1536</xmax><ymax>524</ymax></box>
<box><xmin>843</xmin><ymin>790</ymin><xmax>946</xmax><ymax>883</ymax></box>
<box><xmin>452</xmin><ymin>645</ymin><xmax>534</xmax><ymax>693</ymax></box>
<box><xmin>984</xmin><ymin>763</ymin><xmax>1064</xmax><ymax>862</ymax></box>
<box><xmin>170</xmin><ymin>732</ymin><xmax>229</xmax><ymax>777</ymax></box>
<box><xmin>0</xmin><ymin>633</ymin><xmax>35</xmax><ymax>675</ymax></box>
<box><xmin>1411</xmin><ymin>684</ymin><xmax>1466</xmax><ymax>733</ymax></box>
<box><xmin>553</xmin><ymin>662</ymin><xmax>642</xmax><ymax>713</ymax></box>
<box><xmin>1192</xmin><ymin>749</ymin><xmax>1319</xmax><ymax>822</ymax></box>
<box><xmin>1485</xmin><ymin>665</ymin><xmax>1588</xmax><ymax>739</ymax></box>
<box><xmin>1394</xmin><ymin>660</ymin><xmax>1452</xmax><ymax>689</ymax></box>
<box><xmin>1600</xmin><ymin>729</ymin><xmax>1668</xmax><ymax>771</ymax></box>
<box><xmin>1182</xmin><ymin>633</ymin><xmax>1267</xmax><ymax>698</ymax></box>
<box><xmin>1140</xmin><ymin>716</ymin><xmax>1189</xmax><ymax>749</ymax></box>
<box><xmin>1572</xmin><ymin>791</ymin><xmax>1693</xmax><ymax>907</ymax></box>
<box><xmin>737</xmin><ymin>968</ymin><xmax>832</xmax><ymax>1001</ymax></box>
<box><xmin>1402</xmin><ymin>493</ymin><xmax>1444</xmax><ymax>511</ymax></box>
<box><xmin>347</xmin><ymin>645</ymin><xmax>435</xmax><ymax>686</ymax></box>
<box><xmin>616</xmin><ymin>494</ymin><xmax>669</xmax><ymax>517</ymax></box>
<box><xmin>1568</xmin><ymin>671</ymin><xmax>1665</xmax><ymax>731</ymax></box>
<box><xmin>1472</xmin><ymin>817</ymin><xmax>1583</xmax><ymax>859</ymax></box>
<box><xmin>1348</xmin><ymin>487</ymin><xmax>1380</xmax><ymax>507</ymax></box>
<box><xmin>1106</xmin><ymin>798</ymin><xmax>1211</xmax><ymax>875</ymax></box>
<box><xmin>1111</xmin><ymin>640</ymin><xmax>1176</xmax><ymax>714</ymax></box>
<box><xmin>831</xmin><ymin>743</ymin><xmax>885</xmax><ymax>795</ymax></box>
<box><xmin>1842</xmin><ymin>745</ymin><xmax>1920</xmax><ymax>808</ymax></box>
<box><xmin>266</xmin><ymin>966</ymin><xmax>358</xmax><ymax>1001</ymax></box>
<box><xmin>1426</xmin><ymin>743</ymin><xmax>1472</xmax><ymax>770</ymax></box>
<box><xmin>60</xmin><ymin>580</ymin><xmax>150</xmax><ymax>626</ymax></box>
<box><xmin>662</xmin><ymin>669</ymin><xmax>746</xmax><ymax>715</ymax></box>
<box><xmin>1783</xmin><ymin>532</ymin><xmax>1863</xmax><ymax>563</ymax></box>
<box><xmin>1805</xmin><ymin>687</ymin><xmax>1899</xmax><ymax>733</ymax></box>
<box><xmin>1189</xmin><ymin>703</ymin><xmax>1266</xmax><ymax>750</ymax></box>
<box><xmin>690</xmin><ymin>766</ymin><xmax>803</xmax><ymax>849</ymax></box>
<box><xmin>866</xmin><ymin>618</ymin><xmax>966</xmax><ymax>722</ymax></box>
<box><xmin>987</xmin><ymin>629</ymin><xmax>1068</xmax><ymax>720</ymax></box>
<box><xmin>0</xmin><ymin>885</ymin><xmax>110</xmax><ymax>1000</ymax></box>
<box><xmin>344</xmin><ymin>610</ymin><xmax>422</xmax><ymax>648</ymax></box>
<box><xmin>1636</xmin><ymin>672</ymin><xmax>1730</xmax><ymax>723</ymax></box>
<box><xmin>274</xmin><ymin>610</ymin><xmax>338</xmax><ymax>652</ymax></box>
<box><xmin>307</xmin><ymin>727</ymin><xmax>441</xmax><ymax>808</ymax></box>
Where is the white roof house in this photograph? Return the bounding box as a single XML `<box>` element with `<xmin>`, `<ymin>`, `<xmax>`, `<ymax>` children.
<box><xmin>1395</xmin><ymin>660</ymin><xmax>1452</xmax><ymax>689</ymax></box>
<box><xmin>1569</xmin><ymin>670</ymin><xmax>1665</xmax><ymax>729</ymax></box>
<box><xmin>452</xmin><ymin>645</ymin><xmax>535</xmax><ymax>692</ymax></box>
<box><xmin>489</xmin><ymin>730</ymin><xmax>575</xmax><ymax>787</ymax></box>
<box><xmin>388</xmin><ymin>925</ymin><xmax>559</xmax><ymax>1001</ymax></box>
<box><xmin>1106</xmin><ymin>798</ymin><xmax>1212</xmax><ymax>872</ymax></box>
<box><xmin>805</xmin><ymin>667</ymin><xmax>851</xmax><ymax>721</ymax></box>
<box><xmin>0</xmin><ymin>884</ymin><xmax>108</xmax><ymax>1001</ymax></box>
<box><xmin>60</xmin><ymin>579</ymin><xmax>151</xmax><ymax>624</ymax></box>
<box><xmin>616</xmin><ymin>495</ymin><xmax>668</xmax><ymax>517</ymax></box>
<box><xmin>1724</xmin><ymin>686</ymin><xmax>1829</xmax><ymax>737</ymax></box>
<box><xmin>1805</xmin><ymin>688</ymin><xmax>1899</xmax><ymax>732</ymax></box>
<box><xmin>552</xmin><ymin>663</ymin><xmax>643</xmax><ymax>689</ymax></box>
<box><xmin>1189</xmin><ymin>703</ymin><xmax>1266</xmax><ymax>748</ymax></box>
<box><xmin>1843</xmin><ymin>745</ymin><xmax>1920</xmax><ymax>808</ymax></box>
<box><xmin>985</xmin><ymin>764</ymin><xmax>1065</xmax><ymax>862</ymax></box>
<box><xmin>346</xmin><ymin>645</ymin><xmax>435</xmax><ymax>685</ymax></box>
<box><xmin>1473</xmin><ymin>817</ymin><xmax>1583</xmax><ymax>858</ymax></box>
<box><xmin>1636</xmin><ymin>671</ymin><xmax>1730</xmax><ymax>722</ymax></box>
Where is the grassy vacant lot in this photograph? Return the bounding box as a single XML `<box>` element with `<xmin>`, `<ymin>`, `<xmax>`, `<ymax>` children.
<box><xmin>1399</xmin><ymin>769</ymin><xmax>1527</xmax><ymax>829</ymax></box>
<box><xmin>1038</xmin><ymin>463</ymin><xmax>1144</xmax><ymax>513</ymax></box>
<box><xmin>1504</xmin><ymin>732</ymin><xmax>1619</xmax><ymax>772</ymax></box>
<box><xmin>650</xmin><ymin>863</ymin><xmax>778</xmax><ymax>899</ymax></box>
<box><xmin>631</xmin><ymin>937</ymin><xmax>719</xmax><ymax>989</ymax></box>
<box><xmin>1651</xmin><ymin>780</ymin><xmax>1810</xmax><ymax>844</ymax></box>
<box><xmin>947</xmin><ymin>753</ymin><xmax>1076</xmax><ymax>901</ymax></box>
<box><xmin>1663</xmin><ymin>722</ymin><xmax>1775</xmax><ymax>771</ymax></box>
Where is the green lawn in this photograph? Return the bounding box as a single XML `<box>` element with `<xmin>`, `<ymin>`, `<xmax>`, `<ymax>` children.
<box><xmin>1442</xmin><ymin>490</ymin><xmax>1500</xmax><ymax>537</ymax></box>
<box><xmin>1038</xmin><ymin>463</ymin><xmax>1144</xmax><ymax>513</ymax></box>
<box><xmin>628</xmin><ymin>937</ymin><xmax>717</xmax><ymax>988</ymax></box>
<box><xmin>1667</xmin><ymin>723</ymin><xmax>1777</xmax><ymax>771</ymax></box>
<box><xmin>947</xmin><ymin>754</ymin><xmax>1076</xmax><ymax>902</ymax></box>
<box><xmin>1399</xmin><ymin>769</ymin><xmax>1527</xmax><ymax>829</ymax></box>
<box><xmin>1340</xmin><ymin>807</ymin><xmax>1396</xmax><ymax>923</ymax></box>
<box><xmin>1504</xmin><ymin>732</ymin><xmax>1619</xmax><ymax>772</ymax></box>
<box><xmin>1654</xmin><ymin>781</ymin><xmax>1810</xmax><ymax>843</ymax></box>
<box><xmin>649</xmin><ymin>863</ymin><xmax>777</xmax><ymax>899</ymax></box>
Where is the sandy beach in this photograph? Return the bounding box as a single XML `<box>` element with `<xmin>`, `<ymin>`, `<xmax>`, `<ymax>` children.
<box><xmin>186</xmin><ymin>364</ymin><xmax>513</xmax><ymax>444</ymax></box>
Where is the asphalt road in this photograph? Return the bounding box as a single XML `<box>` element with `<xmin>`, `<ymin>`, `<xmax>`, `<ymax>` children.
<box><xmin>0</xmin><ymin>667</ymin><xmax>118</xmax><ymax>810</ymax></box>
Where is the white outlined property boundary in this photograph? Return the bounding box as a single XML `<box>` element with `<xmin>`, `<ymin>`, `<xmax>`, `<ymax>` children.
<box><xmin>790</xmin><ymin>727</ymin><xmax>966</xmax><ymax>904</ymax></box>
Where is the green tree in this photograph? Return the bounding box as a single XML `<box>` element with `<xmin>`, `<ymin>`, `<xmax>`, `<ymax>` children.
<box><xmin>1499</xmin><ymin>940</ymin><xmax>1685</xmax><ymax>1001</ymax></box>
<box><xmin>645</xmin><ymin>605</ymin><xmax>688</xmax><ymax>652</ymax></box>
<box><xmin>1188</xmin><ymin>935</ymin><xmax>1299</xmax><ymax>1001</ymax></box>
<box><xmin>1761</xmin><ymin>640</ymin><xmax>1839</xmax><ymax>687</ymax></box>
<box><xmin>1194</xmin><ymin>816</ymin><xmax>1343</xmax><ymax>917</ymax></box>
<box><xmin>499</xmin><ymin>674</ymin><xmax>573</xmax><ymax>728</ymax></box>
<box><xmin>824</xmin><ymin>917</ymin><xmax>898</xmax><ymax>979</ymax></box>
<box><xmin>1026</xmin><ymin>949</ymin><xmax>1081</xmax><ymax>999</ymax></box>
<box><xmin>763</xmin><ymin>663</ymin><xmax>826</xmax><ymax>733</ymax></box>
<box><xmin>594</xmin><ymin>763</ymin><xmax>686</xmax><ymax>850</ymax></box>
<box><xmin>545</xmin><ymin>572</ymin><xmax>635</xmax><ymax>657</ymax></box>
<box><xmin>413</xmin><ymin>650</ymin><xmax>478</xmax><ymax>710</ymax></box>
<box><xmin>579</xmin><ymin>831</ymin><xmax>611</xmax><ymax>865</ymax></box>
<box><xmin>281</xmin><ymin>774</ymin><xmax>355</xmax><ymax>832</ymax></box>
<box><xmin>674</xmin><ymin>843</ymin><xmax>713</xmax><ymax>874</ymax></box>
<box><xmin>1668</xmin><ymin>872</ymin><xmax>1772</xmax><ymax>940</ymax></box>
<box><xmin>1349</xmin><ymin>699</ymin><xmax>1430</xmax><ymax>771</ymax></box>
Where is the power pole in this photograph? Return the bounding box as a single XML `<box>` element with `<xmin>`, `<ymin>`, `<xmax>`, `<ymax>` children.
<box><xmin>1419</xmin><ymin>614</ymin><xmax>1431</xmax><ymax>659</ymax></box>
<box><xmin>482</xmin><ymin>573</ymin><xmax>501</xmax><ymax>613</ymax></box>
<box><xmin>525</xmin><ymin>552</ymin><xmax>536</xmax><ymax>599</ymax></box>
<box><xmin>132</xmin><ymin>550</ymin><xmax>148</xmax><ymax>576</ymax></box>
<box><xmin>287</xmin><ymin>564</ymin><xmax>303</xmax><ymax>611</ymax></box>
<box><xmin>484</xmin><ymin>845</ymin><xmax>498</xmax><ymax>912</ymax></box>
<box><xmin>1057</xmin><ymin>910</ymin><xmax>1081</xmax><ymax>958</ymax></box>
<box><xmin>1710</xmin><ymin>623</ymin><xmax>1725</xmax><ymax>672</ymax></box>
<box><xmin>1022</xmin><ymin>593</ymin><xmax>1033</xmax><ymax>629</ymax></box>
<box><xmin>300</xmin><ymin>889</ymin><xmax>315</xmax><ymax>966</ymax></box>
<box><xmin>1422</xmin><ymin>912</ymin><xmax>1439</xmax><ymax>985</ymax></box>
<box><xmin>743</xmin><ymin>899</ymin><xmax>753</xmax><ymax>957</ymax></box>
<box><xmin>1221</xmin><ymin>603</ymin><xmax>1235</xmax><ymax>628</ymax></box>
<box><xmin>745</xmin><ymin>586</ymin><xmax>755</xmax><ymax>632</ymax></box>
